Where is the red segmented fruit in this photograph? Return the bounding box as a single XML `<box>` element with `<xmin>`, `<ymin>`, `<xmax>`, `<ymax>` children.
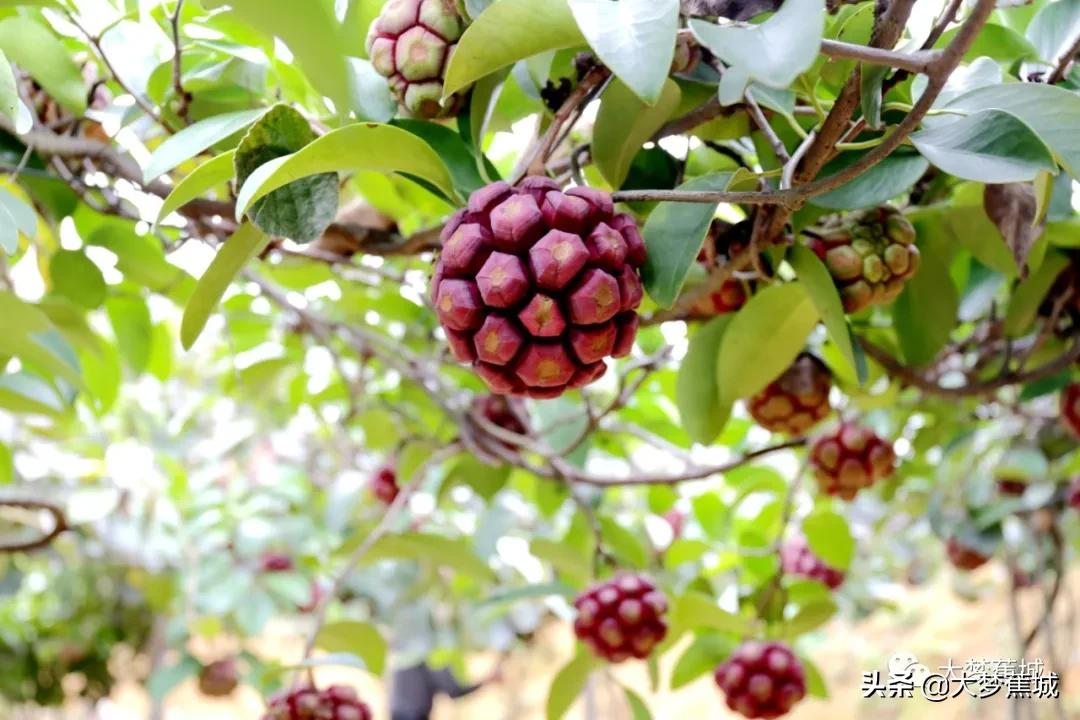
<box><xmin>1061</xmin><ymin>383</ymin><xmax>1080</xmax><ymax>440</ymax></box>
<box><xmin>806</xmin><ymin>206</ymin><xmax>920</xmax><ymax>313</ymax></box>
<box><xmin>370</xmin><ymin>465</ymin><xmax>399</xmax><ymax>505</ymax></box>
<box><xmin>1066</xmin><ymin>476</ymin><xmax>1080</xmax><ymax>510</ymax></box>
<box><xmin>434</xmin><ymin>180</ymin><xmax>646</xmax><ymax>397</ymax></box>
<box><xmin>262</xmin><ymin>685</ymin><xmax>372</xmax><ymax>720</ymax></box>
<box><xmin>690</xmin><ymin>219</ymin><xmax>755</xmax><ymax>317</ymax></box>
<box><xmin>780</xmin><ymin>536</ymin><xmax>845</xmax><ymax>589</ymax></box>
<box><xmin>748</xmin><ymin>354</ymin><xmax>832</xmax><ymax>435</ymax></box>
<box><xmin>199</xmin><ymin>658</ymin><xmax>239</xmax><ymax>698</ymax></box>
<box><xmin>945</xmin><ymin>537</ymin><xmax>990</xmax><ymax>571</ymax></box>
<box><xmin>365</xmin><ymin>0</ymin><xmax>467</xmax><ymax>119</ymax></box>
<box><xmin>714</xmin><ymin>641</ymin><xmax>807</xmax><ymax>719</ymax></box>
<box><xmin>573</xmin><ymin>574</ymin><xmax>668</xmax><ymax>662</ymax></box>
<box><xmin>809</xmin><ymin>423</ymin><xmax>896</xmax><ymax>500</ymax></box>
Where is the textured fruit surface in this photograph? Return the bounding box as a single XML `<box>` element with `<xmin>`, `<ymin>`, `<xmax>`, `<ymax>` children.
<box><xmin>809</xmin><ymin>424</ymin><xmax>896</xmax><ymax>500</ymax></box>
<box><xmin>434</xmin><ymin>180</ymin><xmax>645</xmax><ymax>397</ymax></box>
<box><xmin>199</xmin><ymin>658</ymin><xmax>239</xmax><ymax>697</ymax></box>
<box><xmin>691</xmin><ymin>219</ymin><xmax>753</xmax><ymax>317</ymax></box>
<box><xmin>263</xmin><ymin>685</ymin><xmax>372</xmax><ymax>720</ymax></box>
<box><xmin>365</xmin><ymin>0</ymin><xmax>466</xmax><ymax>118</ymax></box>
<box><xmin>780</xmin><ymin>536</ymin><xmax>844</xmax><ymax>589</ymax></box>
<box><xmin>946</xmin><ymin>537</ymin><xmax>990</xmax><ymax>571</ymax></box>
<box><xmin>807</xmin><ymin>206</ymin><xmax>920</xmax><ymax>313</ymax></box>
<box><xmin>748</xmin><ymin>354</ymin><xmax>832</xmax><ymax>435</ymax></box>
<box><xmin>1062</xmin><ymin>383</ymin><xmax>1080</xmax><ymax>440</ymax></box>
<box><xmin>370</xmin><ymin>466</ymin><xmax>399</xmax><ymax>505</ymax></box>
<box><xmin>260</xmin><ymin>553</ymin><xmax>294</xmax><ymax>573</ymax></box>
<box><xmin>714</xmin><ymin>641</ymin><xmax>807</xmax><ymax>719</ymax></box>
<box><xmin>1067</xmin><ymin>476</ymin><xmax>1080</xmax><ymax>511</ymax></box>
<box><xmin>573</xmin><ymin>574</ymin><xmax>668</xmax><ymax>662</ymax></box>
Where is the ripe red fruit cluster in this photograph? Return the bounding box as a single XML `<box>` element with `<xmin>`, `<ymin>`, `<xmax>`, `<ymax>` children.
<box><xmin>260</xmin><ymin>553</ymin><xmax>294</xmax><ymax>573</ymax></box>
<box><xmin>572</xmin><ymin>574</ymin><xmax>668</xmax><ymax>662</ymax></box>
<box><xmin>199</xmin><ymin>658</ymin><xmax>239</xmax><ymax>697</ymax></box>
<box><xmin>1066</xmin><ymin>476</ymin><xmax>1080</xmax><ymax>510</ymax></box>
<box><xmin>780</xmin><ymin>536</ymin><xmax>845</xmax><ymax>589</ymax></box>
<box><xmin>433</xmin><ymin>179</ymin><xmax>645</xmax><ymax>397</ymax></box>
<box><xmin>263</xmin><ymin>685</ymin><xmax>372</xmax><ymax>720</ymax></box>
<box><xmin>714</xmin><ymin>641</ymin><xmax>807</xmax><ymax>719</ymax></box>
<box><xmin>370</xmin><ymin>465</ymin><xmax>399</xmax><ymax>505</ymax></box>
<box><xmin>748</xmin><ymin>354</ymin><xmax>832</xmax><ymax>435</ymax></box>
<box><xmin>366</xmin><ymin>0</ymin><xmax>466</xmax><ymax>118</ymax></box>
<box><xmin>809</xmin><ymin>424</ymin><xmax>896</xmax><ymax>500</ymax></box>
<box><xmin>691</xmin><ymin>219</ymin><xmax>752</xmax><ymax>317</ymax></box>
<box><xmin>1061</xmin><ymin>383</ymin><xmax>1080</xmax><ymax>440</ymax></box>
<box><xmin>945</xmin><ymin>537</ymin><xmax>990</xmax><ymax>571</ymax></box>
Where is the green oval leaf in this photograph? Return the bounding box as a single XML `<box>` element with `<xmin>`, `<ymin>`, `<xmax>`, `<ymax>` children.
<box><xmin>593</xmin><ymin>78</ymin><xmax>681</xmax><ymax>188</ymax></box>
<box><xmin>50</xmin><ymin>250</ymin><xmax>106</xmax><ymax>310</ymax></box>
<box><xmin>143</xmin><ymin>109</ymin><xmax>266</xmax><ymax>183</ymax></box>
<box><xmin>0</xmin><ymin>16</ymin><xmax>86</xmax><ymax>114</ymax></box>
<box><xmin>892</xmin><ymin>240</ymin><xmax>957</xmax><ymax>366</ymax></box>
<box><xmin>567</xmin><ymin>0</ymin><xmax>678</xmax><ymax>105</ymax></box>
<box><xmin>443</xmin><ymin>0</ymin><xmax>585</xmax><ymax>98</ymax></box>
<box><xmin>314</xmin><ymin>621</ymin><xmax>386</xmax><ymax>675</ymax></box>
<box><xmin>910</xmin><ymin>109</ymin><xmax>1056</xmax><ymax>184</ymax></box>
<box><xmin>802</xmin><ymin>510</ymin><xmax>854</xmax><ymax>569</ymax></box>
<box><xmin>547</xmin><ymin>649</ymin><xmax>597</xmax><ymax>720</ymax></box>
<box><xmin>812</xmin><ymin>151</ymin><xmax>930</xmax><ymax>210</ymax></box>
<box><xmin>641</xmin><ymin>172</ymin><xmax>731</xmax><ymax>307</ymax></box>
<box><xmin>677</xmin><ymin>315</ymin><xmax>734</xmax><ymax>444</ymax></box>
<box><xmin>1005</xmin><ymin>248</ymin><xmax>1070</xmax><ymax>337</ymax></box>
<box><xmin>181</xmin><ymin>222</ymin><xmax>269</xmax><ymax>350</ymax></box>
<box><xmin>155</xmin><ymin>151</ymin><xmax>236</xmax><ymax>228</ymax></box>
<box><xmin>788</xmin><ymin>244</ymin><xmax>855</xmax><ymax>373</ymax></box>
<box><xmin>717</xmin><ymin>282</ymin><xmax>820</xmax><ymax>406</ymax></box>
<box><xmin>235</xmin><ymin>123</ymin><xmax>456</xmax><ymax>219</ymax></box>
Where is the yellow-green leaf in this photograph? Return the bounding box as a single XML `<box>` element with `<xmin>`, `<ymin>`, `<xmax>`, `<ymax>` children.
<box><xmin>155</xmin><ymin>151</ymin><xmax>237</xmax><ymax>228</ymax></box>
<box><xmin>593</xmin><ymin>78</ymin><xmax>681</xmax><ymax>188</ymax></box>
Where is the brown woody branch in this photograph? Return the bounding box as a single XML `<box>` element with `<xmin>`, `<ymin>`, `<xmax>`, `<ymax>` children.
<box><xmin>0</xmin><ymin>495</ymin><xmax>68</xmax><ymax>553</ymax></box>
<box><xmin>1048</xmin><ymin>31</ymin><xmax>1080</xmax><ymax>85</ymax></box>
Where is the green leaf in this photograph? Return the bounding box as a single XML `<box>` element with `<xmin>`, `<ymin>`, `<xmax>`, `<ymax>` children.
<box><xmin>0</xmin><ymin>198</ymin><xmax>16</xmax><ymax>254</ymax></box>
<box><xmin>0</xmin><ymin>291</ymin><xmax>82</xmax><ymax>387</ymax></box>
<box><xmin>942</xmin><ymin>83</ymin><xmax>1080</xmax><ymax>179</ymax></box>
<box><xmin>314</xmin><ymin>621</ymin><xmax>386</xmax><ymax>675</ymax></box>
<box><xmin>892</xmin><ymin>240</ymin><xmax>957</xmax><ymax>366</ymax></box>
<box><xmin>444</xmin><ymin>0</ymin><xmax>586</xmax><ymax>98</ymax></box>
<box><xmin>788</xmin><ymin>244</ymin><xmax>855</xmax><ymax>374</ymax></box>
<box><xmin>599</xmin><ymin>517</ymin><xmax>649</xmax><ymax>568</ymax></box>
<box><xmin>50</xmin><ymin>250</ymin><xmax>106</xmax><ymax>309</ymax></box>
<box><xmin>0</xmin><ymin>48</ymin><xmax>28</xmax><ymax>134</ymax></box>
<box><xmin>860</xmin><ymin>64</ymin><xmax>888</xmax><ymax>130</ymax></box>
<box><xmin>782</xmin><ymin>597</ymin><xmax>837</xmax><ymax>636</ymax></box>
<box><xmin>671</xmin><ymin>634</ymin><xmax>735</xmax><ymax>689</ymax></box>
<box><xmin>567</xmin><ymin>0</ymin><xmax>679</xmax><ymax>104</ymax></box>
<box><xmin>361</xmin><ymin>533</ymin><xmax>495</xmax><ymax>579</ymax></box>
<box><xmin>812</xmin><ymin>150</ymin><xmax>930</xmax><ymax>210</ymax></box>
<box><xmin>394</xmin><ymin>119</ymin><xmax>490</xmax><ymax>195</ymax></box>
<box><xmin>347</xmin><ymin>58</ymin><xmax>397</xmax><ymax>123</ymax></box>
<box><xmin>106</xmin><ymin>295</ymin><xmax>153</xmax><ymax>374</ymax></box>
<box><xmin>181</xmin><ymin>222</ymin><xmax>269</xmax><ymax>350</ymax></box>
<box><xmin>235</xmin><ymin>104</ymin><xmax>338</xmax><ymax>243</ymax></box>
<box><xmin>802</xmin><ymin>510</ymin><xmax>854</xmax><ymax>569</ymax></box>
<box><xmin>1025</xmin><ymin>0</ymin><xmax>1080</xmax><ymax>69</ymax></box>
<box><xmin>641</xmin><ymin>173</ymin><xmax>731</xmax><ymax>307</ymax></box>
<box><xmin>622</xmin><ymin>686</ymin><xmax>652</xmax><ymax>720</ymax></box>
<box><xmin>689</xmin><ymin>0</ymin><xmax>826</xmax><ymax>89</ymax></box>
<box><xmin>143</xmin><ymin>109</ymin><xmax>266</xmax><ymax>183</ymax></box>
<box><xmin>1005</xmin><ymin>248</ymin><xmax>1070</xmax><ymax>336</ymax></box>
<box><xmin>910</xmin><ymin>109</ymin><xmax>1056</xmax><ymax>183</ymax></box>
<box><xmin>155</xmin><ymin>152</ymin><xmax>236</xmax><ymax>228</ymax></box>
<box><xmin>0</xmin><ymin>16</ymin><xmax>86</xmax><ymax>114</ymax></box>
<box><xmin>676</xmin><ymin>315</ymin><xmax>734</xmax><ymax>444</ymax></box>
<box><xmin>546</xmin><ymin>649</ymin><xmax>597</xmax><ymax>720</ymax></box>
<box><xmin>716</xmin><ymin>282</ymin><xmax>820</xmax><ymax>405</ymax></box>
<box><xmin>0</xmin><ymin>371</ymin><xmax>64</xmax><ymax>415</ymax></box>
<box><xmin>235</xmin><ymin>123</ymin><xmax>456</xmax><ymax>218</ymax></box>
<box><xmin>673</xmin><ymin>592</ymin><xmax>751</xmax><ymax>634</ymax></box>
<box><xmin>799</xmin><ymin>653</ymin><xmax>829</xmax><ymax>698</ymax></box>
<box><xmin>147</xmin><ymin>655</ymin><xmax>201</xmax><ymax>703</ymax></box>
<box><xmin>530</xmin><ymin>538</ymin><xmax>591</xmax><ymax>587</ymax></box>
<box><xmin>202</xmin><ymin>0</ymin><xmax>352</xmax><ymax>111</ymax></box>
<box><xmin>0</xmin><ymin>187</ymin><xmax>36</xmax><ymax>240</ymax></box>
<box><xmin>444</xmin><ymin>454</ymin><xmax>511</xmax><ymax>499</ymax></box>
<box><xmin>593</xmin><ymin>78</ymin><xmax>681</xmax><ymax>188</ymax></box>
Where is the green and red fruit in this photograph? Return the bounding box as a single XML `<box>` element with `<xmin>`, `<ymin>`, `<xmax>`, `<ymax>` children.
<box><xmin>573</xmin><ymin>574</ymin><xmax>668</xmax><ymax>662</ymax></box>
<box><xmin>714</xmin><ymin>641</ymin><xmax>807</xmax><ymax>719</ymax></box>
<box><xmin>809</xmin><ymin>424</ymin><xmax>896</xmax><ymax>500</ymax></box>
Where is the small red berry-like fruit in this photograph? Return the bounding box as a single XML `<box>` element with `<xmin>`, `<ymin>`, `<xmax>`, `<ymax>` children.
<box><xmin>263</xmin><ymin>685</ymin><xmax>373</xmax><ymax>720</ymax></box>
<box><xmin>573</xmin><ymin>574</ymin><xmax>668</xmax><ymax>662</ymax></box>
<box><xmin>472</xmin><ymin>394</ymin><xmax>529</xmax><ymax>452</ymax></box>
<box><xmin>691</xmin><ymin>219</ymin><xmax>754</xmax><ymax>317</ymax></box>
<box><xmin>366</xmin><ymin>0</ymin><xmax>467</xmax><ymax>119</ymax></box>
<box><xmin>946</xmin><ymin>537</ymin><xmax>990</xmax><ymax>571</ymax></box>
<box><xmin>1066</xmin><ymin>476</ymin><xmax>1080</xmax><ymax>510</ymax></box>
<box><xmin>370</xmin><ymin>466</ymin><xmax>399</xmax><ymax>505</ymax></box>
<box><xmin>199</xmin><ymin>658</ymin><xmax>239</xmax><ymax>698</ymax></box>
<box><xmin>780</xmin><ymin>536</ymin><xmax>844</xmax><ymax>590</ymax></box>
<box><xmin>1061</xmin><ymin>383</ymin><xmax>1080</xmax><ymax>440</ymax></box>
<box><xmin>714</xmin><ymin>641</ymin><xmax>807</xmax><ymax>719</ymax></box>
<box><xmin>434</xmin><ymin>180</ymin><xmax>646</xmax><ymax>397</ymax></box>
<box><xmin>996</xmin><ymin>479</ymin><xmax>1027</xmax><ymax>497</ymax></box>
<box><xmin>809</xmin><ymin>424</ymin><xmax>896</xmax><ymax>500</ymax></box>
<box><xmin>260</xmin><ymin>553</ymin><xmax>294</xmax><ymax>573</ymax></box>
<box><xmin>298</xmin><ymin>580</ymin><xmax>328</xmax><ymax>614</ymax></box>
<box><xmin>748</xmin><ymin>354</ymin><xmax>832</xmax><ymax>435</ymax></box>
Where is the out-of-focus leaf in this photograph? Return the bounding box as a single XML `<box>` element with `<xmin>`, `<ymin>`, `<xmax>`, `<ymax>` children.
<box><xmin>676</xmin><ymin>315</ymin><xmax>733</xmax><ymax>444</ymax></box>
<box><xmin>0</xmin><ymin>15</ymin><xmax>86</xmax><ymax>114</ymax></box>
<box><xmin>546</xmin><ymin>649</ymin><xmax>598</xmax><ymax>720</ymax></box>
<box><xmin>315</xmin><ymin>621</ymin><xmax>386</xmax><ymax>675</ymax></box>
<box><xmin>1004</xmin><ymin>249</ymin><xmax>1069</xmax><ymax>336</ymax></box>
<box><xmin>788</xmin><ymin>244</ymin><xmax>855</xmax><ymax>374</ymax></box>
<box><xmin>143</xmin><ymin>109</ymin><xmax>266</xmax><ymax>182</ymax></box>
<box><xmin>50</xmin><ymin>250</ymin><xmax>106</xmax><ymax>309</ymax></box>
<box><xmin>155</xmin><ymin>151</ymin><xmax>236</xmax><ymax>227</ymax></box>
<box><xmin>593</xmin><ymin>78</ymin><xmax>681</xmax><ymax>188</ymax></box>
<box><xmin>893</xmin><ymin>241</ymin><xmax>957</xmax><ymax>366</ymax></box>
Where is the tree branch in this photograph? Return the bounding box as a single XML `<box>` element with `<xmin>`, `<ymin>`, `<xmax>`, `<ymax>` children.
<box><xmin>1048</xmin><ymin>31</ymin><xmax>1080</xmax><ymax>85</ymax></box>
<box><xmin>819</xmin><ymin>39</ymin><xmax>940</xmax><ymax>74</ymax></box>
<box><xmin>0</xmin><ymin>495</ymin><xmax>68</xmax><ymax>553</ymax></box>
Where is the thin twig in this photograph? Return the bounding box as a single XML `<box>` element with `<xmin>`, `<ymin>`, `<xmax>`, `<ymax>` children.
<box><xmin>819</xmin><ymin>40</ymin><xmax>940</xmax><ymax>74</ymax></box>
<box><xmin>170</xmin><ymin>0</ymin><xmax>191</xmax><ymax>124</ymax></box>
